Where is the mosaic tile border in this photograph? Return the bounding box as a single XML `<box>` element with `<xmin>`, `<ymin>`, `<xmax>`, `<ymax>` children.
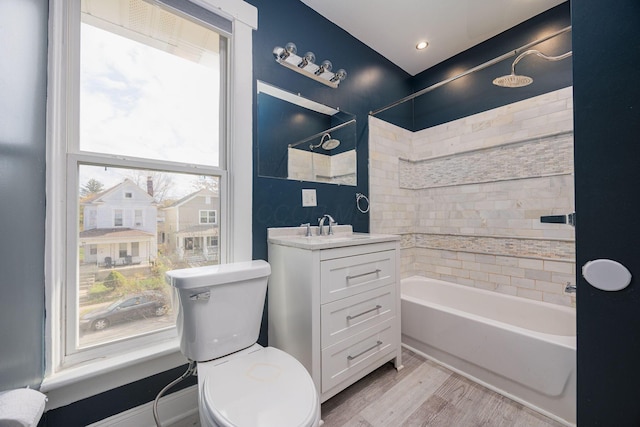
<box><xmin>411</xmin><ymin>233</ymin><xmax>575</xmax><ymax>261</ymax></box>
<box><xmin>399</xmin><ymin>131</ymin><xmax>573</xmax><ymax>189</ymax></box>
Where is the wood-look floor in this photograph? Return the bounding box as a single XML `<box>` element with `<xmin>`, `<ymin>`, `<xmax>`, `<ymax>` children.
<box><xmin>169</xmin><ymin>347</ymin><xmax>565</xmax><ymax>427</ymax></box>
<box><xmin>320</xmin><ymin>348</ymin><xmax>565</xmax><ymax>427</ymax></box>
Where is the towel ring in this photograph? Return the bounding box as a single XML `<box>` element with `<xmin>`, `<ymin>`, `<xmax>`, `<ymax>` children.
<box><xmin>356</xmin><ymin>192</ymin><xmax>370</xmax><ymax>213</ymax></box>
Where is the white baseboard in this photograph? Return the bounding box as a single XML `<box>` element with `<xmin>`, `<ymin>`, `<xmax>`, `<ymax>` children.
<box><xmin>87</xmin><ymin>385</ymin><xmax>199</xmax><ymax>427</ymax></box>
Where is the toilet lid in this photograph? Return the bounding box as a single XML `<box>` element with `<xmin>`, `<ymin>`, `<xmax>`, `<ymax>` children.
<box><xmin>202</xmin><ymin>347</ymin><xmax>319</xmax><ymax>427</ymax></box>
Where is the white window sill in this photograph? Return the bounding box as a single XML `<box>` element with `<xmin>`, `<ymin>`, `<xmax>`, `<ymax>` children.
<box><xmin>40</xmin><ymin>339</ymin><xmax>187</xmax><ymax>410</ymax></box>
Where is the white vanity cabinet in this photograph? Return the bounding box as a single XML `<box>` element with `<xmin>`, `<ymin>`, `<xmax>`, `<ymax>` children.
<box><xmin>267</xmin><ymin>228</ymin><xmax>402</xmax><ymax>403</ymax></box>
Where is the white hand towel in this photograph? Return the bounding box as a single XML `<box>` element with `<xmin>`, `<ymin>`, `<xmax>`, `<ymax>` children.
<box><xmin>0</xmin><ymin>388</ymin><xmax>47</xmax><ymax>427</ymax></box>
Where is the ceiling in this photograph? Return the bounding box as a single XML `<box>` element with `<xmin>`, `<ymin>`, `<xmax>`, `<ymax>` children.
<box><xmin>301</xmin><ymin>0</ymin><xmax>567</xmax><ymax>76</ymax></box>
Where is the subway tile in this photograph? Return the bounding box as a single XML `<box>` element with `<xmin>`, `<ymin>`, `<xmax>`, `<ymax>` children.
<box><xmin>516</xmin><ymin>288</ymin><xmax>543</xmax><ymax>301</ymax></box>
<box><xmin>543</xmin><ymin>260</ymin><xmax>574</xmax><ymax>274</ymax></box>
<box><xmin>501</xmin><ymin>266</ymin><xmax>525</xmax><ymax>278</ymax></box>
<box><xmin>469</xmin><ymin>270</ymin><xmax>489</xmax><ymax>281</ymax></box>
<box><xmin>512</xmin><ymin>277</ymin><xmax>536</xmax><ymax>289</ymax></box>
<box><xmin>524</xmin><ymin>269</ymin><xmax>553</xmax><ymax>281</ymax></box>
<box><xmin>488</xmin><ymin>273</ymin><xmax>511</xmax><ymax>286</ymax></box>
<box><xmin>535</xmin><ymin>280</ymin><xmax>563</xmax><ymax>294</ymax></box>
<box><xmin>518</xmin><ymin>258</ymin><xmax>544</xmax><ymax>269</ymax></box>
<box><xmin>369</xmin><ymin>88</ymin><xmax>573</xmax><ymax>308</ymax></box>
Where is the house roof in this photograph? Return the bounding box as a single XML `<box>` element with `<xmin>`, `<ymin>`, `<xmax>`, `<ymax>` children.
<box><xmin>175</xmin><ymin>224</ymin><xmax>218</xmax><ymax>235</ymax></box>
<box><xmin>79</xmin><ymin>227</ymin><xmax>155</xmax><ymax>239</ymax></box>
<box><xmin>81</xmin><ymin>178</ymin><xmax>155</xmax><ymax>205</ymax></box>
<box><xmin>164</xmin><ymin>188</ymin><xmax>218</xmax><ymax>209</ymax></box>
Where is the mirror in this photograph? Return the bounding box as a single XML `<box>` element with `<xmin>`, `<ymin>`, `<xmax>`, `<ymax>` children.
<box><xmin>257</xmin><ymin>81</ymin><xmax>357</xmax><ymax>185</ymax></box>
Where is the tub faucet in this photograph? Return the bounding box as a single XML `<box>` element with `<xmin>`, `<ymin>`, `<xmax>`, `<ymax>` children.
<box><xmin>318</xmin><ymin>214</ymin><xmax>336</xmax><ymax>235</ymax></box>
<box><xmin>565</xmin><ymin>282</ymin><xmax>577</xmax><ymax>293</ymax></box>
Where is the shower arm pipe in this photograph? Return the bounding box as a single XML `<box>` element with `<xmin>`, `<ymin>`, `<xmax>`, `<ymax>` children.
<box><xmin>288</xmin><ymin>118</ymin><xmax>356</xmax><ymax>149</ymax></box>
<box><xmin>369</xmin><ymin>25</ymin><xmax>572</xmax><ymax>116</ymax></box>
<box><xmin>510</xmin><ymin>49</ymin><xmax>573</xmax><ymax>74</ymax></box>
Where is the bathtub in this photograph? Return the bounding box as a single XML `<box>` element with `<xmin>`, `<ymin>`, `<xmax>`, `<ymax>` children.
<box><xmin>401</xmin><ymin>276</ymin><xmax>576</xmax><ymax>426</ymax></box>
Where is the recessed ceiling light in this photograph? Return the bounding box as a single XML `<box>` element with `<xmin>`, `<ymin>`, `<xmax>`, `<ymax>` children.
<box><xmin>416</xmin><ymin>41</ymin><xmax>429</xmax><ymax>50</ymax></box>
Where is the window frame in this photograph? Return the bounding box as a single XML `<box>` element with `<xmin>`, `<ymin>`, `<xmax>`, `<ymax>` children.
<box><xmin>43</xmin><ymin>0</ymin><xmax>256</xmax><ymax>408</ymax></box>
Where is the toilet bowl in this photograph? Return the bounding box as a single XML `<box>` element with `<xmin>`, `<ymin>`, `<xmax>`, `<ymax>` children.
<box><xmin>198</xmin><ymin>344</ymin><xmax>320</xmax><ymax>427</ymax></box>
<box><xmin>166</xmin><ymin>260</ymin><xmax>320</xmax><ymax>427</ymax></box>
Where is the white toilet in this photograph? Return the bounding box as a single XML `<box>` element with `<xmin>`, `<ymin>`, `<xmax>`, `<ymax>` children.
<box><xmin>166</xmin><ymin>260</ymin><xmax>320</xmax><ymax>427</ymax></box>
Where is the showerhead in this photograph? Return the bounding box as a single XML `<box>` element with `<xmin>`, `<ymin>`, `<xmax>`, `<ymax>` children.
<box><xmin>311</xmin><ymin>133</ymin><xmax>341</xmax><ymax>151</ymax></box>
<box><xmin>492</xmin><ymin>73</ymin><xmax>534</xmax><ymax>88</ymax></box>
<box><xmin>492</xmin><ymin>49</ymin><xmax>572</xmax><ymax>89</ymax></box>
<box><xmin>321</xmin><ymin>137</ymin><xmax>340</xmax><ymax>150</ymax></box>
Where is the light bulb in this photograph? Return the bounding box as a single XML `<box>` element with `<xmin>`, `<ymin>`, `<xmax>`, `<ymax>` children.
<box><xmin>298</xmin><ymin>51</ymin><xmax>316</xmax><ymax>68</ymax></box>
<box><xmin>330</xmin><ymin>69</ymin><xmax>347</xmax><ymax>82</ymax></box>
<box><xmin>272</xmin><ymin>46</ymin><xmax>287</xmax><ymax>60</ymax></box>
<box><xmin>285</xmin><ymin>42</ymin><xmax>297</xmax><ymax>55</ymax></box>
<box><xmin>315</xmin><ymin>60</ymin><xmax>333</xmax><ymax>75</ymax></box>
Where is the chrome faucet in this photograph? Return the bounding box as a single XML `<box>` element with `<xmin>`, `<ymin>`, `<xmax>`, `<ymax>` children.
<box><xmin>300</xmin><ymin>223</ymin><xmax>312</xmax><ymax>237</ymax></box>
<box><xmin>318</xmin><ymin>214</ymin><xmax>336</xmax><ymax>235</ymax></box>
<box><xmin>565</xmin><ymin>282</ymin><xmax>577</xmax><ymax>293</ymax></box>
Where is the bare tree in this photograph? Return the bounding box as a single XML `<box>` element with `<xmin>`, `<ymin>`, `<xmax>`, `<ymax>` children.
<box><xmin>127</xmin><ymin>170</ymin><xmax>175</xmax><ymax>203</ymax></box>
<box><xmin>191</xmin><ymin>175</ymin><xmax>219</xmax><ymax>195</ymax></box>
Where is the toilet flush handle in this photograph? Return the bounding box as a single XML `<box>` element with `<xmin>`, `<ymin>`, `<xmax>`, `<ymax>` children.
<box><xmin>190</xmin><ymin>290</ymin><xmax>211</xmax><ymax>301</ymax></box>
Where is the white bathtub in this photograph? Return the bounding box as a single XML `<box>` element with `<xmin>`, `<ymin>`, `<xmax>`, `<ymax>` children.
<box><xmin>401</xmin><ymin>276</ymin><xmax>576</xmax><ymax>426</ymax></box>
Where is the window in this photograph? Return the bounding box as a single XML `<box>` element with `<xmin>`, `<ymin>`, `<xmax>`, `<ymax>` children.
<box><xmin>44</xmin><ymin>0</ymin><xmax>256</xmax><ymax>374</ymax></box>
<box><xmin>119</xmin><ymin>243</ymin><xmax>128</xmax><ymax>258</ymax></box>
<box><xmin>114</xmin><ymin>209</ymin><xmax>123</xmax><ymax>227</ymax></box>
<box><xmin>200</xmin><ymin>210</ymin><xmax>217</xmax><ymax>224</ymax></box>
<box><xmin>46</xmin><ymin>1</ymin><xmax>254</xmax><ymax>401</ymax></box>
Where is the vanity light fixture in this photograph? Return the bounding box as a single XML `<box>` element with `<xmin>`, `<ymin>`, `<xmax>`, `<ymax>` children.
<box><xmin>273</xmin><ymin>42</ymin><xmax>347</xmax><ymax>88</ymax></box>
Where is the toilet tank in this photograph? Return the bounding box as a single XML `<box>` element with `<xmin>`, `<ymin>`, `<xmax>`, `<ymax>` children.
<box><xmin>166</xmin><ymin>260</ymin><xmax>271</xmax><ymax>362</ymax></box>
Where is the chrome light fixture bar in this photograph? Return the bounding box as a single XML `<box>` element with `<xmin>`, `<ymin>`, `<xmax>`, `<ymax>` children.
<box><xmin>273</xmin><ymin>42</ymin><xmax>347</xmax><ymax>88</ymax></box>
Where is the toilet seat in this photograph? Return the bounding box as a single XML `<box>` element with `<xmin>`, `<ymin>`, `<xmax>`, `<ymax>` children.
<box><xmin>199</xmin><ymin>346</ymin><xmax>320</xmax><ymax>427</ymax></box>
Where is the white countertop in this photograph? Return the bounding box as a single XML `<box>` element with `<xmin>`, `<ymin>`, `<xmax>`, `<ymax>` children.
<box><xmin>267</xmin><ymin>225</ymin><xmax>400</xmax><ymax>250</ymax></box>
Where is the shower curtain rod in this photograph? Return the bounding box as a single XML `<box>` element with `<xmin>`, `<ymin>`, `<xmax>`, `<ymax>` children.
<box><xmin>288</xmin><ymin>118</ymin><xmax>356</xmax><ymax>149</ymax></box>
<box><xmin>369</xmin><ymin>26</ymin><xmax>572</xmax><ymax>117</ymax></box>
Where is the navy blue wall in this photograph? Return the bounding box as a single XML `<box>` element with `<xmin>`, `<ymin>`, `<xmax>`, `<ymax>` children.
<box><xmin>247</xmin><ymin>0</ymin><xmax>412</xmax><ymax>346</ymax></box>
<box><xmin>248</xmin><ymin>0</ymin><xmax>411</xmax><ymax>246</ymax></box>
<box><xmin>572</xmin><ymin>0</ymin><xmax>640</xmax><ymax>425</ymax></box>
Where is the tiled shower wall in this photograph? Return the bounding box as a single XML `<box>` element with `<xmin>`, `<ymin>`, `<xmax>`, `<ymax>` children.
<box><xmin>370</xmin><ymin>87</ymin><xmax>576</xmax><ymax>306</ymax></box>
<box><xmin>288</xmin><ymin>147</ymin><xmax>356</xmax><ymax>185</ymax></box>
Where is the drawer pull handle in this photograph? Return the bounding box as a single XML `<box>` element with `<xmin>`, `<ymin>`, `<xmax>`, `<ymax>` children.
<box><xmin>346</xmin><ymin>305</ymin><xmax>382</xmax><ymax>321</ymax></box>
<box><xmin>346</xmin><ymin>269</ymin><xmax>381</xmax><ymax>281</ymax></box>
<box><xmin>347</xmin><ymin>341</ymin><xmax>383</xmax><ymax>361</ymax></box>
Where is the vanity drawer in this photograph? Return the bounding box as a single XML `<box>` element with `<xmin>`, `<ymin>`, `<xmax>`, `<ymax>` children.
<box><xmin>321</xmin><ymin>285</ymin><xmax>395</xmax><ymax>349</ymax></box>
<box><xmin>320</xmin><ymin>250</ymin><xmax>395</xmax><ymax>303</ymax></box>
<box><xmin>321</xmin><ymin>319</ymin><xmax>395</xmax><ymax>393</ymax></box>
